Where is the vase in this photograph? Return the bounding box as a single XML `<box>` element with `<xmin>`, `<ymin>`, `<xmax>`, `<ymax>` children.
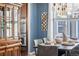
<box><xmin>63</xmin><ymin>33</ymin><xmax>68</xmax><ymax>42</ymax></box>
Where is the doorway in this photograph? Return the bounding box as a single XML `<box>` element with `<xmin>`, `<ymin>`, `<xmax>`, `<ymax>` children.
<box><xmin>21</xmin><ymin>3</ymin><xmax>28</xmax><ymax>56</ymax></box>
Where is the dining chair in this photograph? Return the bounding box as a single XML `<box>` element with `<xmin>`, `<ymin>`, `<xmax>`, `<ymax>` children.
<box><xmin>42</xmin><ymin>38</ymin><xmax>48</xmax><ymax>43</ymax></box>
<box><xmin>33</xmin><ymin>39</ymin><xmax>43</xmax><ymax>55</ymax></box>
<box><xmin>70</xmin><ymin>45</ymin><xmax>79</xmax><ymax>56</ymax></box>
<box><xmin>37</xmin><ymin>45</ymin><xmax>58</xmax><ymax>56</ymax></box>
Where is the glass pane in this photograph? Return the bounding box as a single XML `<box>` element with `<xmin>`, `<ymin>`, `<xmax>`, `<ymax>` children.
<box><xmin>10</xmin><ymin>28</ymin><xmax>12</xmax><ymax>37</ymax></box>
<box><xmin>14</xmin><ymin>9</ymin><xmax>17</xmax><ymax>19</ymax></box>
<box><xmin>0</xmin><ymin>7</ymin><xmax>4</xmax><ymax>38</ymax></box>
<box><xmin>10</xmin><ymin>9</ymin><xmax>12</xmax><ymax>18</ymax></box>
<box><xmin>0</xmin><ymin>10</ymin><xmax>3</xmax><ymax>17</ymax></box>
<box><xmin>6</xmin><ymin>8</ymin><xmax>12</xmax><ymax>38</ymax></box>
<box><xmin>7</xmin><ymin>23</ymin><xmax>9</xmax><ymax>27</ymax></box>
<box><xmin>7</xmin><ymin>29</ymin><xmax>10</xmax><ymax>37</ymax></box>
<box><xmin>58</xmin><ymin>27</ymin><xmax>64</xmax><ymax>33</ymax></box>
<box><xmin>6</xmin><ymin>8</ymin><xmax>10</xmax><ymax>17</ymax></box>
<box><xmin>14</xmin><ymin>23</ymin><xmax>18</xmax><ymax>36</ymax></box>
<box><xmin>58</xmin><ymin>21</ymin><xmax>65</xmax><ymax>33</ymax></box>
<box><xmin>14</xmin><ymin>9</ymin><xmax>18</xmax><ymax>39</ymax></box>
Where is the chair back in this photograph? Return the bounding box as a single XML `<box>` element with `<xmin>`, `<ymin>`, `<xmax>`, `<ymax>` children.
<box><xmin>33</xmin><ymin>39</ymin><xmax>43</xmax><ymax>55</ymax></box>
<box><xmin>37</xmin><ymin>45</ymin><xmax>58</xmax><ymax>56</ymax></box>
<box><xmin>42</xmin><ymin>38</ymin><xmax>48</xmax><ymax>43</ymax></box>
<box><xmin>34</xmin><ymin>39</ymin><xmax>43</xmax><ymax>47</ymax></box>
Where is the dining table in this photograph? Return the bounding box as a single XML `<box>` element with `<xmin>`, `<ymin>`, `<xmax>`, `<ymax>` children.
<box><xmin>35</xmin><ymin>39</ymin><xmax>79</xmax><ymax>56</ymax></box>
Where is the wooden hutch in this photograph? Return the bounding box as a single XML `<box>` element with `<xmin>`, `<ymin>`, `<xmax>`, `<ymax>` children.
<box><xmin>0</xmin><ymin>3</ymin><xmax>22</xmax><ymax>56</ymax></box>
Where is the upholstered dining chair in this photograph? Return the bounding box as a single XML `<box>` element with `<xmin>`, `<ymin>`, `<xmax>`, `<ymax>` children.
<box><xmin>70</xmin><ymin>45</ymin><xmax>79</xmax><ymax>56</ymax></box>
<box><xmin>33</xmin><ymin>39</ymin><xmax>43</xmax><ymax>55</ymax></box>
<box><xmin>42</xmin><ymin>38</ymin><xmax>48</xmax><ymax>43</ymax></box>
<box><xmin>37</xmin><ymin>45</ymin><xmax>58</xmax><ymax>56</ymax></box>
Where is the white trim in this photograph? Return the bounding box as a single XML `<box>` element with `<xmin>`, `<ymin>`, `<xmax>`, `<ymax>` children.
<box><xmin>71</xmin><ymin>21</ymin><xmax>76</xmax><ymax>37</ymax></box>
<box><xmin>76</xmin><ymin>21</ymin><xmax>78</xmax><ymax>38</ymax></box>
<box><xmin>28</xmin><ymin>3</ymin><xmax>31</xmax><ymax>54</ymax></box>
<box><xmin>47</xmin><ymin>3</ymin><xmax>54</xmax><ymax>40</ymax></box>
<box><xmin>67</xmin><ymin>21</ymin><xmax>70</xmax><ymax>37</ymax></box>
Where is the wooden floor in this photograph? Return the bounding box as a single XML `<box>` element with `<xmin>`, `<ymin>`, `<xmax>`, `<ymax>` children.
<box><xmin>21</xmin><ymin>46</ymin><xmax>28</xmax><ymax>56</ymax></box>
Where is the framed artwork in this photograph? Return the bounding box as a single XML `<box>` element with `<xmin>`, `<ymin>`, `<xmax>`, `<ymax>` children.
<box><xmin>41</xmin><ymin>11</ymin><xmax>48</xmax><ymax>32</ymax></box>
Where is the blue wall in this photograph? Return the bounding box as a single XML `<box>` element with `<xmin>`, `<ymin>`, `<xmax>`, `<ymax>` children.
<box><xmin>37</xmin><ymin>3</ymin><xmax>48</xmax><ymax>38</ymax></box>
<box><xmin>30</xmin><ymin>3</ymin><xmax>48</xmax><ymax>52</ymax></box>
<box><xmin>30</xmin><ymin>4</ymin><xmax>38</xmax><ymax>52</ymax></box>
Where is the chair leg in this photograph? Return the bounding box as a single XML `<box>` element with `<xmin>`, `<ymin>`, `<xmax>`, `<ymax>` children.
<box><xmin>34</xmin><ymin>48</ymin><xmax>37</xmax><ymax>55</ymax></box>
<box><xmin>68</xmin><ymin>50</ymin><xmax>72</xmax><ymax>56</ymax></box>
<box><xmin>35</xmin><ymin>48</ymin><xmax>38</xmax><ymax>56</ymax></box>
<box><xmin>65</xmin><ymin>50</ymin><xmax>71</xmax><ymax>56</ymax></box>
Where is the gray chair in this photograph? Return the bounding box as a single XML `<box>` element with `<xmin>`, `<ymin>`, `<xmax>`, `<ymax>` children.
<box><xmin>33</xmin><ymin>39</ymin><xmax>43</xmax><ymax>55</ymax></box>
<box><xmin>37</xmin><ymin>45</ymin><xmax>58</xmax><ymax>56</ymax></box>
<box><xmin>70</xmin><ymin>45</ymin><xmax>79</xmax><ymax>56</ymax></box>
<box><xmin>42</xmin><ymin>38</ymin><xmax>48</xmax><ymax>43</ymax></box>
<box><xmin>68</xmin><ymin>38</ymin><xmax>79</xmax><ymax>56</ymax></box>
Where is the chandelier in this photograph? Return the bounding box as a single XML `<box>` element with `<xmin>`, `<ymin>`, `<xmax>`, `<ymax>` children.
<box><xmin>53</xmin><ymin>3</ymin><xmax>72</xmax><ymax>18</ymax></box>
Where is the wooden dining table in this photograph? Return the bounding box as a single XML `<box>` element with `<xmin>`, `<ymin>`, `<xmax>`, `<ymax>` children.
<box><xmin>36</xmin><ymin>40</ymin><xmax>79</xmax><ymax>56</ymax></box>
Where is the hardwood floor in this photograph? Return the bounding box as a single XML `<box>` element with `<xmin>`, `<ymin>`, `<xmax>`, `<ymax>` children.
<box><xmin>21</xmin><ymin>46</ymin><xmax>28</xmax><ymax>56</ymax></box>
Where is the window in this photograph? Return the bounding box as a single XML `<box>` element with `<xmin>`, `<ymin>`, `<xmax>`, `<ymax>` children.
<box><xmin>53</xmin><ymin>19</ymin><xmax>70</xmax><ymax>38</ymax></box>
<box><xmin>48</xmin><ymin>3</ymin><xmax>79</xmax><ymax>39</ymax></box>
<box><xmin>57</xmin><ymin>21</ymin><xmax>65</xmax><ymax>33</ymax></box>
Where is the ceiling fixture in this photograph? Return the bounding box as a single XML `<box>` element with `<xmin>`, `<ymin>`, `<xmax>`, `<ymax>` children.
<box><xmin>53</xmin><ymin>3</ymin><xmax>72</xmax><ymax>18</ymax></box>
